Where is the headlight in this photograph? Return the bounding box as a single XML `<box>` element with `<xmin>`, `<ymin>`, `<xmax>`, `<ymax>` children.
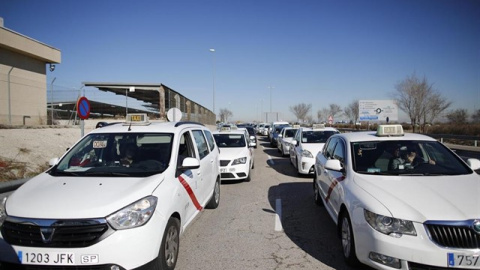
<box><xmin>0</xmin><ymin>197</ymin><xmax>7</xmax><ymax>226</ymax></box>
<box><xmin>107</xmin><ymin>196</ymin><xmax>157</xmax><ymax>230</ymax></box>
<box><xmin>301</xmin><ymin>149</ymin><xmax>313</xmax><ymax>158</ymax></box>
<box><xmin>364</xmin><ymin>209</ymin><xmax>416</xmax><ymax>237</ymax></box>
<box><xmin>232</xmin><ymin>157</ymin><xmax>247</xmax><ymax>165</ymax></box>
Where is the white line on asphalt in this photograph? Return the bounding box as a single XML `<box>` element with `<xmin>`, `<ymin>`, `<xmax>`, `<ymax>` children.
<box><xmin>275</xmin><ymin>199</ymin><xmax>283</xmax><ymax>232</ymax></box>
<box><xmin>268</xmin><ymin>155</ymin><xmax>274</xmax><ymax>165</ymax></box>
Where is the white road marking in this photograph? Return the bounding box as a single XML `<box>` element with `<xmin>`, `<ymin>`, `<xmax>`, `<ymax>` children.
<box><xmin>275</xmin><ymin>198</ymin><xmax>283</xmax><ymax>232</ymax></box>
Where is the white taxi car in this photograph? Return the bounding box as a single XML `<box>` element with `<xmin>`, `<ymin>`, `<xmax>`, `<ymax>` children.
<box><xmin>277</xmin><ymin>125</ymin><xmax>300</xmax><ymax>156</ymax></box>
<box><xmin>0</xmin><ymin>114</ymin><xmax>221</xmax><ymax>270</ymax></box>
<box><xmin>290</xmin><ymin>124</ymin><xmax>339</xmax><ymax>174</ymax></box>
<box><xmin>213</xmin><ymin>128</ymin><xmax>255</xmax><ymax>182</ymax></box>
<box><xmin>313</xmin><ymin>124</ymin><xmax>480</xmax><ymax>270</ymax></box>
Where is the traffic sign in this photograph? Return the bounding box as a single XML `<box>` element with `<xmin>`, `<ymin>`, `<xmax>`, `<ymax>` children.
<box><xmin>77</xmin><ymin>97</ymin><xmax>91</xmax><ymax>120</ymax></box>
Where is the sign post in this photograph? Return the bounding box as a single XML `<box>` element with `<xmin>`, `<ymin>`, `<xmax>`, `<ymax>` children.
<box><xmin>77</xmin><ymin>97</ymin><xmax>91</xmax><ymax>137</ymax></box>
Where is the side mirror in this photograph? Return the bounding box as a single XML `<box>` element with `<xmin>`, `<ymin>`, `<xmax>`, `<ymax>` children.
<box><xmin>278</xmin><ymin>134</ymin><xmax>283</xmax><ymax>138</ymax></box>
<box><xmin>325</xmin><ymin>159</ymin><xmax>343</xmax><ymax>172</ymax></box>
<box><xmin>180</xmin><ymin>157</ymin><xmax>200</xmax><ymax>170</ymax></box>
<box><xmin>291</xmin><ymin>139</ymin><xmax>298</xmax><ymax>146</ymax></box>
<box><xmin>249</xmin><ymin>135</ymin><xmax>256</xmax><ymax>141</ymax></box>
<box><xmin>467</xmin><ymin>158</ymin><xmax>480</xmax><ymax>171</ymax></box>
<box><xmin>49</xmin><ymin>158</ymin><xmax>59</xmax><ymax>167</ymax></box>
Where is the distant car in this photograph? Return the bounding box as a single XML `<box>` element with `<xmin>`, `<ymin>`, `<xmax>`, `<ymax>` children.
<box><xmin>277</xmin><ymin>125</ymin><xmax>300</xmax><ymax>156</ymax></box>
<box><xmin>213</xmin><ymin>128</ymin><xmax>255</xmax><ymax>182</ymax></box>
<box><xmin>268</xmin><ymin>121</ymin><xmax>289</xmax><ymax>144</ymax></box>
<box><xmin>290</xmin><ymin>124</ymin><xmax>339</xmax><ymax>175</ymax></box>
<box><xmin>243</xmin><ymin>126</ymin><xmax>257</xmax><ymax>149</ymax></box>
<box><xmin>261</xmin><ymin>124</ymin><xmax>270</xmax><ymax>136</ymax></box>
<box><xmin>313</xmin><ymin>124</ymin><xmax>480</xmax><ymax>269</ymax></box>
<box><xmin>0</xmin><ymin>114</ymin><xmax>221</xmax><ymax>269</ymax></box>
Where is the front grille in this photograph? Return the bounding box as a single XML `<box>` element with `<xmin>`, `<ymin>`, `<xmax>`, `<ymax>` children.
<box><xmin>221</xmin><ymin>173</ymin><xmax>235</xmax><ymax>178</ymax></box>
<box><xmin>1</xmin><ymin>217</ymin><xmax>113</xmax><ymax>248</ymax></box>
<box><xmin>220</xmin><ymin>160</ymin><xmax>230</xmax><ymax>166</ymax></box>
<box><xmin>408</xmin><ymin>262</ymin><xmax>474</xmax><ymax>270</ymax></box>
<box><xmin>425</xmin><ymin>220</ymin><xmax>480</xmax><ymax>249</ymax></box>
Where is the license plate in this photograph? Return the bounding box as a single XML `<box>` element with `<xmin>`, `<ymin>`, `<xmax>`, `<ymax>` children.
<box><xmin>220</xmin><ymin>168</ymin><xmax>235</xmax><ymax>173</ymax></box>
<box><xmin>18</xmin><ymin>251</ymin><xmax>75</xmax><ymax>265</ymax></box>
<box><xmin>448</xmin><ymin>253</ymin><xmax>480</xmax><ymax>268</ymax></box>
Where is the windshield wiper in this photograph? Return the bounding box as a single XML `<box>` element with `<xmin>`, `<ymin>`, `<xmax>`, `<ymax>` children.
<box><xmin>52</xmin><ymin>171</ymin><xmax>80</xmax><ymax>176</ymax></box>
<box><xmin>84</xmin><ymin>172</ymin><xmax>130</xmax><ymax>177</ymax></box>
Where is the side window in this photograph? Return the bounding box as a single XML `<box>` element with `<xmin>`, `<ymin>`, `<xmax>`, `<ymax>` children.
<box><xmin>332</xmin><ymin>139</ymin><xmax>345</xmax><ymax>163</ymax></box>
<box><xmin>178</xmin><ymin>131</ymin><xmax>196</xmax><ymax>160</ymax></box>
<box><xmin>192</xmin><ymin>130</ymin><xmax>209</xmax><ymax>160</ymax></box>
<box><xmin>324</xmin><ymin>138</ymin><xmax>338</xmax><ymax>159</ymax></box>
<box><xmin>204</xmin><ymin>130</ymin><xmax>216</xmax><ymax>152</ymax></box>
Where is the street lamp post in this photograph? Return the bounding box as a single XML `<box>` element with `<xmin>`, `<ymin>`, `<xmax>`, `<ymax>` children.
<box><xmin>210</xmin><ymin>48</ymin><xmax>216</xmax><ymax>119</ymax></box>
<box><xmin>268</xmin><ymin>86</ymin><xmax>275</xmax><ymax>119</ymax></box>
<box><xmin>51</xmin><ymin>77</ymin><xmax>56</xmax><ymax>125</ymax></box>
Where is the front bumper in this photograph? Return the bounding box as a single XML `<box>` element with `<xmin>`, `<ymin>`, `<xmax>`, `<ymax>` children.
<box><xmin>352</xmin><ymin>211</ymin><xmax>480</xmax><ymax>270</ymax></box>
<box><xmin>220</xmin><ymin>163</ymin><xmax>250</xmax><ymax>180</ymax></box>
<box><xmin>0</xmin><ymin>213</ymin><xmax>167</xmax><ymax>270</ymax></box>
<box><xmin>297</xmin><ymin>157</ymin><xmax>315</xmax><ymax>174</ymax></box>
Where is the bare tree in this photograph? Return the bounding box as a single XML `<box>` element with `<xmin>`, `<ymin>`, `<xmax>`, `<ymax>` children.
<box><xmin>343</xmin><ymin>100</ymin><xmax>359</xmax><ymax>126</ymax></box>
<box><xmin>219</xmin><ymin>108</ymin><xmax>233</xmax><ymax>123</ymax></box>
<box><xmin>472</xmin><ymin>109</ymin><xmax>480</xmax><ymax>123</ymax></box>
<box><xmin>290</xmin><ymin>103</ymin><xmax>311</xmax><ymax>123</ymax></box>
<box><xmin>446</xmin><ymin>109</ymin><xmax>469</xmax><ymax>124</ymax></box>
<box><xmin>317</xmin><ymin>108</ymin><xmax>330</xmax><ymax>123</ymax></box>
<box><xmin>329</xmin><ymin>103</ymin><xmax>342</xmax><ymax>122</ymax></box>
<box><xmin>393</xmin><ymin>73</ymin><xmax>451</xmax><ymax>133</ymax></box>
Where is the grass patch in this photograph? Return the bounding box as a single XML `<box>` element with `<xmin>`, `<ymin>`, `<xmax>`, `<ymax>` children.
<box><xmin>0</xmin><ymin>158</ymin><xmax>49</xmax><ymax>182</ymax></box>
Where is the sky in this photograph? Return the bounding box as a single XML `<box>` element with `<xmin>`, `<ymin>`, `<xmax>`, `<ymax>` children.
<box><xmin>1</xmin><ymin>0</ymin><xmax>479</xmax><ymax>122</ymax></box>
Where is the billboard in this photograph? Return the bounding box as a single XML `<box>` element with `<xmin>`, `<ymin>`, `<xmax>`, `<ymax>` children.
<box><xmin>359</xmin><ymin>100</ymin><xmax>398</xmax><ymax>122</ymax></box>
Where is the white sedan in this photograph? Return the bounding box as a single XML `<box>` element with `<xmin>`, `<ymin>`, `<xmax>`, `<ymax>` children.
<box><xmin>313</xmin><ymin>124</ymin><xmax>480</xmax><ymax>270</ymax></box>
<box><xmin>213</xmin><ymin>129</ymin><xmax>255</xmax><ymax>182</ymax></box>
<box><xmin>277</xmin><ymin>126</ymin><xmax>299</xmax><ymax>156</ymax></box>
<box><xmin>290</xmin><ymin>125</ymin><xmax>339</xmax><ymax>174</ymax></box>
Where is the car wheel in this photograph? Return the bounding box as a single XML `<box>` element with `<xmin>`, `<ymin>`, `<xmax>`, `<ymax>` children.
<box><xmin>155</xmin><ymin>217</ymin><xmax>180</xmax><ymax>270</ymax></box>
<box><xmin>313</xmin><ymin>175</ymin><xmax>323</xmax><ymax>206</ymax></box>
<box><xmin>206</xmin><ymin>178</ymin><xmax>220</xmax><ymax>209</ymax></box>
<box><xmin>340</xmin><ymin>212</ymin><xmax>360</xmax><ymax>266</ymax></box>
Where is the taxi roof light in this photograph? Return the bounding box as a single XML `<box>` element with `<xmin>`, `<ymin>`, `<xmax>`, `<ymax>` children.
<box><xmin>124</xmin><ymin>113</ymin><xmax>150</xmax><ymax>126</ymax></box>
<box><xmin>312</xmin><ymin>124</ymin><xmax>325</xmax><ymax>130</ymax></box>
<box><xmin>376</xmin><ymin>124</ymin><xmax>404</xmax><ymax>137</ymax></box>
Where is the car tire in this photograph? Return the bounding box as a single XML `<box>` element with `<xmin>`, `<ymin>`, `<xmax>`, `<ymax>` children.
<box><xmin>155</xmin><ymin>217</ymin><xmax>180</xmax><ymax>270</ymax></box>
<box><xmin>340</xmin><ymin>212</ymin><xmax>360</xmax><ymax>267</ymax></box>
<box><xmin>313</xmin><ymin>176</ymin><xmax>323</xmax><ymax>206</ymax></box>
<box><xmin>205</xmin><ymin>178</ymin><xmax>220</xmax><ymax>209</ymax></box>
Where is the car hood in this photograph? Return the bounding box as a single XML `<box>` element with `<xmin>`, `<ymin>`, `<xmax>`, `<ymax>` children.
<box><xmin>302</xmin><ymin>143</ymin><xmax>325</xmax><ymax>156</ymax></box>
<box><xmin>219</xmin><ymin>147</ymin><xmax>249</xmax><ymax>160</ymax></box>
<box><xmin>6</xmin><ymin>172</ymin><xmax>164</xmax><ymax>219</ymax></box>
<box><xmin>353</xmin><ymin>173</ymin><xmax>480</xmax><ymax>222</ymax></box>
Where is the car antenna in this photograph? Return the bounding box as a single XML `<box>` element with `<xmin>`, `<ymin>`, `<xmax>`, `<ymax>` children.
<box><xmin>128</xmin><ymin>122</ymin><xmax>132</xmax><ymax>131</ymax></box>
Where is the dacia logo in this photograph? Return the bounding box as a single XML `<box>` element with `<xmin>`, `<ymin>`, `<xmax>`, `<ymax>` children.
<box><xmin>40</xmin><ymin>227</ymin><xmax>56</xmax><ymax>243</ymax></box>
<box><xmin>473</xmin><ymin>220</ymin><xmax>480</xmax><ymax>234</ymax></box>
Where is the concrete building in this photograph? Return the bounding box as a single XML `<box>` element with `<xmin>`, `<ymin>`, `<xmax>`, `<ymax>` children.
<box><xmin>0</xmin><ymin>18</ymin><xmax>61</xmax><ymax>125</ymax></box>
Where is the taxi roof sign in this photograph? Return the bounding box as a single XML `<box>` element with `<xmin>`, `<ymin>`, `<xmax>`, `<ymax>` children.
<box><xmin>376</xmin><ymin>124</ymin><xmax>404</xmax><ymax>137</ymax></box>
<box><xmin>124</xmin><ymin>113</ymin><xmax>150</xmax><ymax>125</ymax></box>
<box><xmin>312</xmin><ymin>124</ymin><xmax>326</xmax><ymax>130</ymax></box>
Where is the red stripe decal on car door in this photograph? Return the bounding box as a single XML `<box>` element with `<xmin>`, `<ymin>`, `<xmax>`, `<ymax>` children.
<box><xmin>178</xmin><ymin>175</ymin><xmax>203</xmax><ymax>211</ymax></box>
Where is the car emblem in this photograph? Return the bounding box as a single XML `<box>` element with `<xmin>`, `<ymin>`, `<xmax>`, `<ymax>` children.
<box><xmin>40</xmin><ymin>227</ymin><xmax>56</xmax><ymax>243</ymax></box>
<box><xmin>473</xmin><ymin>220</ymin><xmax>480</xmax><ymax>234</ymax></box>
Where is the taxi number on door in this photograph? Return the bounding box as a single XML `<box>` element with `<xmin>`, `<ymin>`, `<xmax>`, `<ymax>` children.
<box><xmin>19</xmin><ymin>251</ymin><xmax>75</xmax><ymax>265</ymax></box>
<box><xmin>448</xmin><ymin>253</ymin><xmax>480</xmax><ymax>268</ymax></box>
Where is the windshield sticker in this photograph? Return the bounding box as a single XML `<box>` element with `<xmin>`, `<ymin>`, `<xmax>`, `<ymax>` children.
<box><xmin>93</xmin><ymin>140</ymin><xmax>107</xmax><ymax>148</ymax></box>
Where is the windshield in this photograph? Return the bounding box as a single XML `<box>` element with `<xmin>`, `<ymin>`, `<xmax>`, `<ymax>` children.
<box><xmin>351</xmin><ymin>140</ymin><xmax>473</xmax><ymax>175</ymax></box>
<box><xmin>302</xmin><ymin>130</ymin><xmax>338</xmax><ymax>143</ymax></box>
<box><xmin>213</xmin><ymin>133</ymin><xmax>246</xmax><ymax>148</ymax></box>
<box><xmin>51</xmin><ymin>133</ymin><xmax>173</xmax><ymax>177</ymax></box>
<box><xmin>284</xmin><ymin>129</ymin><xmax>298</xmax><ymax>138</ymax></box>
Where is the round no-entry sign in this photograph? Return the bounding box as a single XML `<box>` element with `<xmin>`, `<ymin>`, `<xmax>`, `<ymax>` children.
<box><xmin>77</xmin><ymin>96</ymin><xmax>91</xmax><ymax>120</ymax></box>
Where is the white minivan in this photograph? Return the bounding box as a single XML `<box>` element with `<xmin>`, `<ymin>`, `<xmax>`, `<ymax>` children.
<box><xmin>0</xmin><ymin>114</ymin><xmax>221</xmax><ymax>270</ymax></box>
